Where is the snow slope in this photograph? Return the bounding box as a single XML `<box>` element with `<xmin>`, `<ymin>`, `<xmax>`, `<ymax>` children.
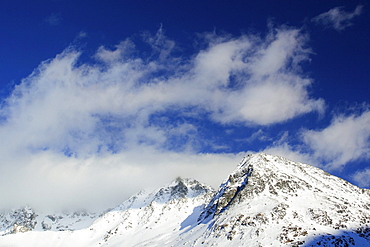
<box><xmin>191</xmin><ymin>153</ymin><xmax>370</xmax><ymax>246</ymax></box>
<box><xmin>0</xmin><ymin>153</ymin><xmax>369</xmax><ymax>246</ymax></box>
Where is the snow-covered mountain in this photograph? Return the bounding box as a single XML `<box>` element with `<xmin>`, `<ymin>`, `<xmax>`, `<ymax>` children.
<box><xmin>1</xmin><ymin>153</ymin><xmax>369</xmax><ymax>246</ymax></box>
<box><xmin>0</xmin><ymin>206</ymin><xmax>99</xmax><ymax>234</ymax></box>
<box><xmin>195</xmin><ymin>153</ymin><xmax>370</xmax><ymax>246</ymax></box>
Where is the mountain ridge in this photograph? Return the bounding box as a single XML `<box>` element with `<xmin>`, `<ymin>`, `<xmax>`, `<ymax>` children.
<box><xmin>1</xmin><ymin>152</ymin><xmax>369</xmax><ymax>246</ymax></box>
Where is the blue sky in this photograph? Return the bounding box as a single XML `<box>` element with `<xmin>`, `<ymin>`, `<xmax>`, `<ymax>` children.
<box><xmin>0</xmin><ymin>0</ymin><xmax>369</xmax><ymax>211</ymax></box>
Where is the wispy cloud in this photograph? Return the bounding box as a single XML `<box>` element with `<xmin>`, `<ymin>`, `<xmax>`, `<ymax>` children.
<box><xmin>312</xmin><ymin>5</ymin><xmax>363</xmax><ymax>31</ymax></box>
<box><xmin>352</xmin><ymin>168</ymin><xmax>370</xmax><ymax>188</ymax></box>
<box><xmin>44</xmin><ymin>13</ymin><xmax>63</xmax><ymax>26</ymax></box>
<box><xmin>0</xmin><ymin>26</ymin><xmax>325</xmax><ymax>211</ymax></box>
<box><xmin>302</xmin><ymin>109</ymin><xmax>370</xmax><ymax>170</ymax></box>
<box><xmin>262</xmin><ymin>107</ymin><xmax>370</xmax><ymax>175</ymax></box>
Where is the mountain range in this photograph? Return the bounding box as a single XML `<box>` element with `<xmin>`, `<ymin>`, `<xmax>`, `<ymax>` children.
<box><xmin>1</xmin><ymin>153</ymin><xmax>369</xmax><ymax>246</ymax></box>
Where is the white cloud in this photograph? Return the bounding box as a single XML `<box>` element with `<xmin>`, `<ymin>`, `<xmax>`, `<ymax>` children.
<box><xmin>312</xmin><ymin>5</ymin><xmax>363</xmax><ymax>31</ymax></box>
<box><xmin>352</xmin><ymin>168</ymin><xmax>370</xmax><ymax>188</ymax></box>
<box><xmin>302</xmin><ymin>110</ymin><xmax>370</xmax><ymax>170</ymax></box>
<box><xmin>261</xmin><ymin>109</ymin><xmax>370</xmax><ymax>182</ymax></box>
<box><xmin>0</xmin><ymin>27</ymin><xmax>324</xmax><ymax>211</ymax></box>
<box><xmin>250</xmin><ymin>28</ymin><xmax>309</xmax><ymax>76</ymax></box>
<box><xmin>191</xmin><ymin>28</ymin><xmax>324</xmax><ymax>125</ymax></box>
<box><xmin>0</xmin><ymin>148</ymin><xmax>244</xmax><ymax>212</ymax></box>
<box><xmin>219</xmin><ymin>74</ymin><xmax>324</xmax><ymax>125</ymax></box>
<box><xmin>95</xmin><ymin>39</ymin><xmax>136</xmax><ymax>63</ymax></box>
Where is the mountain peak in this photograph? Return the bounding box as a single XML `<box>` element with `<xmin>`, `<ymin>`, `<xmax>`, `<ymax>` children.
<box><xmin>152</xmin><ymin>177</ymin><xmax>212</xmax><ymax>202</ymax></box>
<box><xmin>199</xmin><ymin>152</ymin><xmax>308</xmax><ymax>221</ymax></box>
<box><xmin>200</xmin><ymin>152</ymin><xmax>368</xmax><ymax>222</ymax></box>
<box><xmin>196</xmin><ymin>152</ymin><xmax>370</xmax><ymax>246</ymax></box>
<box><xmin>115</xmin><ymin>177</ymin><xmax>214</xmax><ymax>212</ymax></box>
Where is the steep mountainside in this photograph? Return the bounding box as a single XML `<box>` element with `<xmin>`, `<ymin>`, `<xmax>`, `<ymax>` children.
<box><xmin>0</xmin><ymin>153</ymin><xmax>369</xmax><ymax>246</ymax></box>
<box><xmin>192</xmin><ymin>153</ymin><xmax>370</xmax><ymax>246</ymax></box>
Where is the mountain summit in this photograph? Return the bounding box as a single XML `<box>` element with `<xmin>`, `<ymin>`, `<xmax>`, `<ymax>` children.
<box><xmin>1</xmin><ymin>153</ymin><xmax>369</xmax><ymax>246</ymax></box>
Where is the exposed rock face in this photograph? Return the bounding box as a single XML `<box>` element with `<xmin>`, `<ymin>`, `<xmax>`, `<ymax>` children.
<box><xmin>0</xmin><ymin>206</ymin><xmax>37</xmax><ymax>234</ymax></box>
<box><xmin>199</xmin><ymin>163</ymin><xmax>253</xmax><ymax>221</ymax></box>
<box><xmin>153</xmin><ymin>177</ymin><xmax>212</xmax><ymax>202</ymax></box>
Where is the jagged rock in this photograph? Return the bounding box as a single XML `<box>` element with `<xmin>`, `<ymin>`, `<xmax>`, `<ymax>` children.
<box><xmin>0</xmin><ymin>206</ymin><xmax>37</xmax><ymax>235</ymax></box>
<box><xmin>0</xmin><ymin>206</ymin><xmax>98</xmax><ymax>234</ymax></box>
